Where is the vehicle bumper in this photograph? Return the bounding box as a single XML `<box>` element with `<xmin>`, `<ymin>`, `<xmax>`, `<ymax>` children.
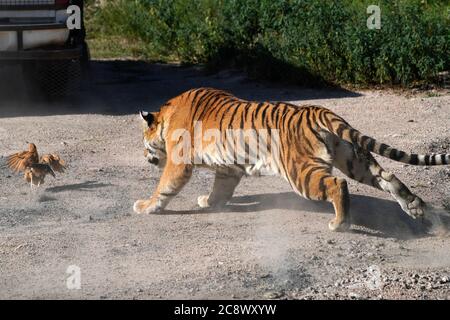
<box><xmin>0</xmin><ymin>45</ymin><xmax>82</xmax><ymax>61</ymax></box>
<box><xmin>0</xmin><ymin>22</ymin><xmax>70</xmax><ymax>51</ymax></box>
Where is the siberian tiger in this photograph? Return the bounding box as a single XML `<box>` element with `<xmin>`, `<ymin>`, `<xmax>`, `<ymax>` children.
<box><xmin>134</xmin><ymin>88</ymin><xmax>449</xmax><ymax>231</ymax></box>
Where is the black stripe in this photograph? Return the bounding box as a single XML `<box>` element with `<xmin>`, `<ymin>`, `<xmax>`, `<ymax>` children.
<box><xmin>240</xmin><ymin>103</ymin><xmax>250</xmax><ymax>129</ymax></box>
<box><xmin>389</xmin><ymin>149</ymin><xmax>397</xmax><ymax>160</ymax></box>
<box><xmin>193</xmin><ymin>90</ymin><xmax>217</xmax><ymax>120</ymax></box>
<box><xmin>190</xmin><ymin>89</ymin><xmax>206</xmax><ymax>111</ymax></box>
<box><xmin>389</xmin><ymin>149</ymin><xmax>406</xmax><ymax>161</ymax></box>
<box><xmin>281</xmin><ymin>108</ymin><xmax>290</xmax><ymax>131</ymax></box>
<box><xmin>336</xmin><ymin>124</ymin><xmax>346</xmax><ymax>137</ymax></box>
<box><xmin>410</xmin><ymin>154</ymin><xmax>419</xmax><ymax>165</ymax></box>
<box><xmin>313</xmin><ymin>131</ymin><xmax>326</xmax><ymax>146</ymax></box>
<box><xmin>261</xmin><ymin>104</ymin><xmax>270</xmax><ymax>126</ymax></box>
<box><xmin>204</xmin><ymin>96</ymin><xmax>227</xmax><ymax>120</ymax></box>
<box><xmin>247</xmin><ymin>103</ymin><xmax>254</xmax><ymax>124</ymax></box>
<box><xmin>303</xmin><ymin>166</ymin><xmax>324</xmax><ymax>199</ymax></box>
<box><xmin>198</xmin><ymin>94</ymin><xmax>225</xmax><ymax>120</ymax></box>
<box><xmin>228</xmin><ymin>104</ymin><xmax>242</xmax><ymax>129</ymax></box>
<box><xmin>277</xmin><ymin>131</ymin><xmax>289</xmax><ymax>176</ymax></box>
<box><xmin>214</xmin><ymin>98</ymin><xmax>235</xmax><ymax>121</ymax></box>
<box><xmin>379</xmin><ymin>143</ymin><xmax>389</xmax><ymax>155</ymax></box>
<box><xmin>219</xmin><ymin>102</ymin><xmax>237</xmax><ymax>130</ymax></box>
<box><xmin>310</xmin><ymin>157</ymin><xmax>329</xmax><ymax>166</ymax></box>
<box><xmin>267</xmin><ymin>127</ymin><xmax>272</xmax><ymax>155</ymax></box>
<box><xmin>317</xmin><ymin>109</ymin><xmax>327</xmax><ymax>129</ymax></box>
<box><xmin>341</xmin><ymin>180</ymin><xmax>350</xmax><ymax>214</ymax></box>
<box><xmin>302</xmin><ymin>109</ymin><xmax>314</xmax><ymax>153</ymax></box>
<box><xmin>273</xmin><ymin>103</ymin><xmax>282</xmax><ymax>125</ymax></box>
<box><xmin>286</xmin><ymin>110</ymin><xmax>297</xmax><ymax>132</ymax></box>
<box><xmin>367</xmin><ymin>139</ymin><xmax>375</xmax><ymax>152</ymax></box>
<box><xmin>440</xmin><ymin>154</ymin><xmax>446</xmax><ymax>165</ymax></box>
<box><xmin>424</xmin><ymin>155</ymin><xmax>430</xmax><ymax>166</ymax></box>
<box><xmin>331</xmin><ymin>118</ymin><xmax>343</xmax><ymax>124</ymax></box>
<box><xmin>430</xmin><ymin>154</ymin><xmax>436</xmax><ymax>165</ymax></box>
<box><xmin>223</xmin><ymin>130</ymin><xmax>235</xmax><ymax>163</ymax></box>
<box><xmin>253</xmin><ymin>102</ymin><xmax>265</xmax><ymax>126</ymax></box>
<box><xmin>360</xmin><ymin>136</ymin><xmax>371</xmax><ymax>149</ymax></box>
<box><xmin>349</xmin><ymin>129</ymin><xmax>358</xmax><ymax>143</ymax></box>
<box><xmin>318</xmin><ymin>175</ymin><xmax>327</xmax><ymax>200</ymax></box>
<box><xmin>322</xmin><ymin>112</ymin><xmax>333</xmax><ymax>131</ymax></box>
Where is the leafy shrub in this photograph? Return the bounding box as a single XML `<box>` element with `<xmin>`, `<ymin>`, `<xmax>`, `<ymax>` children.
<box><xmin>86</xmin><ymin>0</ymin><xmax>450</xmax><ymax>86</ymax></box>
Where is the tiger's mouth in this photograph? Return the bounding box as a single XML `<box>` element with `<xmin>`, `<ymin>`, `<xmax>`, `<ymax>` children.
<box><xmin>144</xmin><ymin>140</ymin><xmax>166</xmax><ymax>168</ymax></box>
<box><xmin>144</xmin><ymin>148</ymin><xmax>166</xmax><ymax>168</ymax></box>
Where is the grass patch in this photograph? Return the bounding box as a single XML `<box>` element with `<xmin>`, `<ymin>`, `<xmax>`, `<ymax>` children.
<box><xmin>85</xmin><ymin>0</ymin><xmax>450</xmax><ymax>86</ymax></box>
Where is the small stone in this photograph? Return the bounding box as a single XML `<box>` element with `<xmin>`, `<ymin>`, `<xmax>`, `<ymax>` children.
<box><xmin>440</xmin><ymin>276</ymin><xmax>449</xmax><ymax>284</ymax></box>
<box><xmin>264</xmin><ymin>291</ymin><xmax>283</xmax><ymax>299</ymax></box>
<box><xmin>348</xmin><ymin>292</ymin><xmax>360</xmax><ymax>299</ymax></box>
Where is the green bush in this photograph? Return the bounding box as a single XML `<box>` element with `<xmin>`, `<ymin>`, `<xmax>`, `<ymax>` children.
<box><xmin>86</xmin><ymin>0</ymin><xmax>450</xmax><ymax>86</ymax></box>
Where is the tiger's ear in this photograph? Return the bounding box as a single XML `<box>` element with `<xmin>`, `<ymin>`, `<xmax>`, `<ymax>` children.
<box><xmin>139</xmin><ymin>111</ymin><xmax>155</xmax><ymax>126</ymax></box>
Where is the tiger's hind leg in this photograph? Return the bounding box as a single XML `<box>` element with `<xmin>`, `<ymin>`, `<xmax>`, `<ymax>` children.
<box><xmin>198</xmin><ymin>167</ymin><xmax>243</xmax><ymax>209</ymax></box>
<box><xmin>288</xmin><ymin>160</ymin><xmax>350</xmax><ymax>231</ymax></box>
<box><xmin>333</xmin><ymin>140</ymin><xmax>425</xmax><ymax>219</ymax></box>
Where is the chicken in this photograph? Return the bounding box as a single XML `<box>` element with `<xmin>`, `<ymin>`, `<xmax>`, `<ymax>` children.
<box><xmin>6</xmin><ymin>143</ymin><xmax>66</xmax><ymax>189</ymax></box>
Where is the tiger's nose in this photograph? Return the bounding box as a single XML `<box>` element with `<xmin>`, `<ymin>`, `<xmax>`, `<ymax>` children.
<box><xmin>148</xmin><ymin>157</ymin><xmax>159</xmax><ymax>165</ymax></box>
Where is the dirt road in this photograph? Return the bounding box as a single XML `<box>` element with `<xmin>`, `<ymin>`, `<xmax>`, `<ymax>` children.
<box><xmin>0</xmin><ymin>61</ymin><xmax>449</xmax><ymax>299</ymax></box>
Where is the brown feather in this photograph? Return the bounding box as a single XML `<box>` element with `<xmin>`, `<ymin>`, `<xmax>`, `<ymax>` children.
<box><xmin>7</xmin><ymin>143</ymin><xmax>39</xmax><ymax>173</ymax></box>
<box><xmin>40</xmin><ymin>154</ymin><xmax>66</xmax><ymax>173</ymax></box>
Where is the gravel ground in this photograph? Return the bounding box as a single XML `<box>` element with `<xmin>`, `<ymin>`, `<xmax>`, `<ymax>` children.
<box><xmin>0</xmin><ymin>61</ymin><xmax>449</xmax><ymax>300</ymax></box>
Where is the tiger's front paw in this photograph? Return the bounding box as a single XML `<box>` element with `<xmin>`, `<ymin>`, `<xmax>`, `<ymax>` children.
<box><xmin>198</xmin><ymin>195</ymin><xmax>210</xmax><ymax>208</ymax></box>
<box><xmin>328</xmin><ymin>218</ymin><xmax>350</xmax><ymax>232</ymax></box>
<box><xmin>133</xmin><ymin>200</ymin><xmax>161</xmax><ymax>214</ymax></box>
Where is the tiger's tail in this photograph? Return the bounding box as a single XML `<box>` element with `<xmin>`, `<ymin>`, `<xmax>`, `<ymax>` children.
<box><xmin>318</xmin><ymin>109</ymin><xmax>449</xmax><ymax>166</ymax></box>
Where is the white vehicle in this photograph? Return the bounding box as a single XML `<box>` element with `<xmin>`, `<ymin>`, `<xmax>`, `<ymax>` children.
<box><xmin>0</xmin><ymin>0</ymin><xmax>89</xmax><ymax>97</ymax></box>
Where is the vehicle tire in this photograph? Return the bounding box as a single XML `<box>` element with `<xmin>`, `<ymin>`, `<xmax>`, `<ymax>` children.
<box><xmin>22</xmin><ymin>58</ymin><xmax>82</xmax><ymax>99</ymax></box>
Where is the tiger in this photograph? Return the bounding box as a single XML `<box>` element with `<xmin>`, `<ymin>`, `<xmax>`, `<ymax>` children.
<box><xmin>134</xmin><ymin>88</ymin><xmax>449</xmax><ymax>231</ymax></box>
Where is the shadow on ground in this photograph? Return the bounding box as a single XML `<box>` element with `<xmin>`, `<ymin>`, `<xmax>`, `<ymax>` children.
<box><xmin>162</xmin><ymin>192</ymin><xmax>450</xmax><ymax>240</ymax></box>
<box><xmin>45</xmin><ymin>180</ymin><xmax>113</xmax><ymax>193</ymax></box>
<box><xmin>0</xmin><ymin>60</ymin><xmax>361</xmax><ymax>118</ymax></box>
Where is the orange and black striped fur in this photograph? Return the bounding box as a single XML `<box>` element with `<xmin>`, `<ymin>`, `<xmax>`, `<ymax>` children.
<box><xmin>134</xmin><ymin>88</ymin><xmax>449</xmax><ymax>231</ymax></box>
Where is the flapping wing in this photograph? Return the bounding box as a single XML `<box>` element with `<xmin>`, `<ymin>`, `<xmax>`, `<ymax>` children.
<box><xmin>40</xmin><ymin>154</ymin><xmax>66</xmax><ymax>173</ymax></box>
<box><xmin>7</xmin><ymin>151</ymin><xmax>36</xmax><ymax>172</ymax></box>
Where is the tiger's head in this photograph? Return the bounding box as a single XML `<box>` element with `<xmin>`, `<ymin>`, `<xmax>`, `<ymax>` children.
<box><xmin>139</xmin><ymin>110</ymin><xmax>167</xmax><ymax>168</ymax></box>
